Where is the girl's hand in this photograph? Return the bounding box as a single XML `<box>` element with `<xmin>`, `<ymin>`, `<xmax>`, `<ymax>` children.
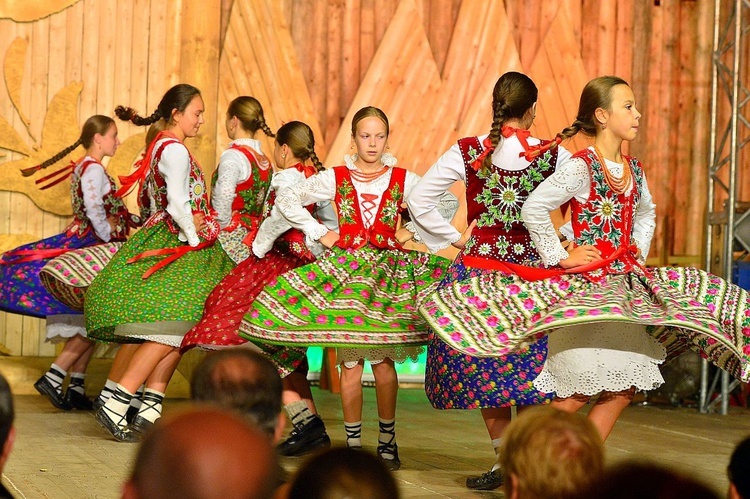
<box><xmin>318</xmin><ymin>230</ymin><xmax>340</xmax><ymax>249</ymax></box>
<box><xmin>395</xmin><ymin>228</ymin><xmax>414</xmax><ymax>245</ymax></box>
<box><xmin>452</xmin><ymin>220</ymin><xmax>477</xmax><ymax>250</ymax></box>
<box><xmin>559</xmin><ymin>243</ymin><xmax>601</xmax><ymax>269</ymax></box>
<box><xmin>193</xmin><ymin>212</ymin><xmax>206</xmax><ymax>233</ymax></box>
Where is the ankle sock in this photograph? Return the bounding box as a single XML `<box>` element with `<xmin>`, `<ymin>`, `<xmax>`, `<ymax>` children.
<box><xmin>44</xmin><ymin>364</ymin><xmax>67</xmax><ymax>394</ymax></box>
<box><xmin>68</xmin><ymin>373</ymin><xmax>86</xmax><ymax>395</ymax></box>
<box><xmin>129</xmin><ymin>385</ymin><xmax>145</xmax><ymax>412</ymax></box>
<box><xmin>377</xmin><ymin>418</ymin><xmax>397</xmax><ymax>460</ymax></box>
<box><xmin>491</xmin><ymin>438</ymin><xmax>502</xmax><ymax>472</ymax></box>
<box><xmin>344</xmin><ymin>421</ymin><xmax>362</xmax><ymax>448</ymax></box>
<box><xmin>102</xmin><ymin>385</ymin><xmax>134</xmax><ymax>428</ymax></box>
<box><xmin>286</xmin><ymin>400</ymin><xmax>316</xmax><ymax>429</ymax></box>
<box><xmin>96</xmin><ymin>379</ymin><xmax>117</xmax><ymax>406</ymax></box>
<box><xmin>137</xmin><ymin>388</ymin><xmax>165</xmax><ymax>424</ymax></box>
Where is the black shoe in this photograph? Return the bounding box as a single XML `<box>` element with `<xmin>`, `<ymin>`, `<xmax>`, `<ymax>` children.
<box><xmin>94</xmin><ymin>407</ymin><xmax>139</xmax><ymax>443</ymax></box>
<box><xmin>34</xmin><ymin>376</ymin><xmax>72</xmax><ymax>410</ymax></box>
<box><xmin>64</xmin><ymin>389</ymin><xmax>94</xmax><ymax>410</ymax></box>
<box><xmin>126</xmin><ymin>405</ymin><xmax>140</xmax><ymax>425</ymax></box>
<box><xmin>93</xmin><ymin>397</ymin><xmax>105</xmax><ymax>412</ymax></box>
<box><xmin>277</xmin><ymin>416</ymin><xmax>331</xmax><ymax>456</ymax></box>
<box><xmin>466</xmin><ymin>469</ymin><xmax>503</xmax><ymax>490</ymax></box>
<box><xmin>378</xmin><ymin>444</ymin><xmax>401</xmax><ymax>472</ymax></box>
<box><xmin>130</xmin><ymin>415</ymin><xmax>155</xmax><ymax>435</ymax></box>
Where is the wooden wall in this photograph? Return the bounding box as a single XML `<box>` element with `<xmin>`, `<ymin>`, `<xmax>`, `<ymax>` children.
<box><xmin>0</xmin><ymin>0</ymin><xmax>738</xmax><ymax>355</ymax></box>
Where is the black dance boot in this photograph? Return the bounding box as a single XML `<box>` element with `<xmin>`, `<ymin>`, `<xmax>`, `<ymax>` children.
<box><xmin>277</xmin><ymin>415</ymin><xmax>331</xmax><ymax>456</ymax></box>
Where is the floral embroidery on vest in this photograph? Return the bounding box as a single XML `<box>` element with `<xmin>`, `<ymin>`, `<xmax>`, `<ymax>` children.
<box><xmin>333</xmin><ymin>166</ymin><xmax>406</xmax><ymax>250</ymax></box>
<box><xmin>69</xmin><ymin>158</ymin><xmax>131</xmax><ymax>240</ymax></box>
<box><xmin>458</xmin><ymin>136</ymin><xmax>557</xmax><ymax>263</ymax></box>
<box><xmin>571</xmin><ymin>149</ymin><xmax>644</xmax><ymax>280</ymax></box>
<box><xmin>211</xmin><ymin>144</ymin><xmax>272</xmax><ymax>231</ymax></box>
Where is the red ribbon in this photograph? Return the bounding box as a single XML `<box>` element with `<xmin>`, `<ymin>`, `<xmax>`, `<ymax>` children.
<box><xmin>291</xmin><ymin>162</ymin><xmax>318</xmax><ymax>178</ymax></box>
<box><xmin>127</xmin><ymin>241</ymin><xmax>211</xmax><ymax>279</ymax></box>
<box><xmin>522</xmin><ymin>135</ymin><xmax>563</xmax><ymax>162</ymax></box>
<box><xmin>462</xmin><ymin>244</ymin><xmax>641</xmax><ymax>282</ymax></box>
<box><xmin>116</xmin><ymin>131</ymin><xmax>180</xmax><ymax>198</ymax></box>
<box><xmin>470</xmin><ymin>137</ymin><xmax>495</xmax><ymax>171</ymax></box>
<box><xmin>0</xmin><ymin>247</ymin><xmax>72</xmax><ymax>265</ymax></box>
<box><xmin>35</xmin><ymin>161</ymin><xmax>77</xmax><ymax>190</ymax></box>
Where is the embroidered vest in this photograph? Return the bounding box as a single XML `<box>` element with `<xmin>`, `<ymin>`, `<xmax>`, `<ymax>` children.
<box><xmin>570</xmin><ymin>148</ymin><xmax>645</xmax><ymax>279</ymax></box>
<box><xmin>458</xmin><ymin>136</ymin><xmax>557</xmax><ymax>263</ymax></box>
<box><xmin>333</xmin><ymin>166</ymin><xmax>406</xmax><ymax>250</ymax></box>
<box><xmin>69</xmin><ymin>158</ymin><xmax>132</xmax><ymax>241</ymax></box>
<box><xmin>210</xmin><ymin>144</ymin><xmax>272</xmax><ymax>231</ymax></box>
<box><xmin>142</xmin><ymin>138</ymin><xmax>217</xmax><ymax>240</ymax></box>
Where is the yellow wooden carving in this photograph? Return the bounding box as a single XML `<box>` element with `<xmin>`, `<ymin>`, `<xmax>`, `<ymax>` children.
<box><xmin>0</xmin><ymin>0</ymin><xmax>81</xmax><ymax>22</ymax></box>
<box><xmin>3</xmin><ymin>37</ymin><xmax>35</xmax><ymax>142</ymax></box>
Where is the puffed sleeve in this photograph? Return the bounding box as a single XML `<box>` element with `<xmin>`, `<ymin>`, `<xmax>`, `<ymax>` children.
<box><xmin>252</xmin><ymin>169</ymin><xmax>302</xmax><ymax>258</ymax></box>
<box><xmin>80</xmin><ymin>163</ymin><xmax>113</xmax><ymax>242</ymax></box>
<box><xmin>405</xmin><ymin>159</ymin><xmax>463</xmax><ymax>252</ymax></box>
<box><xmin>275</xmin><ymin>169</ymin><xmax>337</xmax><ymax>247</ymax></box>
<box><xmin>522</xmin><ymin>156</ymin><xmax>590</xmax><ymax>266</ymax></box>
<box><xmin>211</xmin><ymin>149</ymin><xmax>248</xmax><ymax>229</ymax></box>
<box><xmin>632</xmin><ymin>172</ymin><xmax>656</xmax><ymax>262</ymax></box>
<box><xmin>159</xmin><ymin>142</ymin><xmax>200</xmax><ymax>246</ymax></box>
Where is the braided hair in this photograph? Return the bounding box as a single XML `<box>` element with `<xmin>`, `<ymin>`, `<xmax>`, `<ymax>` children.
<box><xmin>276</xmin><ymin>121</ymin><xmax>323</xmax><ymax>171</ymax></box>
<box><xmin>556</xmin><ymin>76</ymin><xmax>630</xmax><ymax>141</ymax></box>
<box><xmin>227</xmin><ymin>96</ymin><xmax>275</xmax><ymax>138</ymax></box>
<box><xmin>24</xmin><ymin>115</ymin><xmax>115</xmax><ymax>174</ymax></box>
<box><xmin>115</xmin><ymin>83</ymin><xmax>201</xmax><ymax>127</ymax></box>
<box><xmin>480</xmin><ymin>72</ymin><xmax>538</xmax><ymax>172</ymax></box>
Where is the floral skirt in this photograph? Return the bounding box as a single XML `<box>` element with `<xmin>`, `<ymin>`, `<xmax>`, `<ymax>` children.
<box><xmin>0</xmin><ymin>230</ymin><xmax>100</xmax><ymax>317</ymax></box>
<box><xmin>424</xmin><ymin>256</ymin><xmax>552</xmax><ymax>409</ymax></box>
<box><xmin>39</xmin><ymin>242</ymin><xmax>122</xmax><ymax>311</ymax></box>
<box><xmin>85</xmin><ymin>221</ymin><xmax>234</xmax><ymax>345</ymax></box>
<box><xmin>421</xmin><ymin>266</ymin><xmax>750</xmax><ymax>382</ymax></box>
<box><xmin>180</xmin><ymin>247</ymin><xmax>311</xmax><ymax>377</ymax></box>
<box><xmin>238</xmin><ymin>245</ymin><xmax>449</xmax><ymax>347</ymax></box>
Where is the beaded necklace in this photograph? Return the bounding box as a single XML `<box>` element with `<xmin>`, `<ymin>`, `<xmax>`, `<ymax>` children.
<box><xmin>593</xmin><ymin>145</ymin><xmax>631</xmax><ymax>194</ymax></box>
<box><xmin>350</xmin><ymin>164</ymin><xmax>389</xmax><ymax>182</ymax></box>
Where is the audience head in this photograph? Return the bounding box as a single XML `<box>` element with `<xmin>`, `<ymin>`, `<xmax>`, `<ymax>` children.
<box><xmin>729</xmin><ymin>436</ymin><xmax>750</xmax><ymax>499</ymax></box>
<box><xmin>499</xmin><ymin>406</ymin><xmax>604</xmax><ymax>499</ymax></box>
<box><xmin>0</xmin><ymin>374</ymin><xmax>14</xmax><ymax>473</ymax></box>
<box><xmin>287</xmin><ymin>447</ymin><xmax>400</xmax><ymax>499</ymax></box>
<box><xmin>191</xmin><ymin>349</ymin><xmax>284</xmax><ymax>441</ymax></box>
<box><xmin>122</xmin><ymin>407</ymin><xmax>277</xmax><ymax>499</ymax></box>
<box><xmin>584</xmin><ymin>461</ymin><xmax>718</xmax><ymax>499</ymax></box>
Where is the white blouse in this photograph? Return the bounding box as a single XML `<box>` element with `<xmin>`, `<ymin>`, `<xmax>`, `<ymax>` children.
<box><xmin>275</xmin><ymin>157</ymin><xmax>458</xmax><ymax>249</ymax></box>
<box><xmin>252</xmin><ymin>167</ymin><xmax>337</xmax><ymax>259</ymax></box>
<box><xmin>521</xmin><ymin>147</ymin><xmax>657</xmax><ymax>267</ymax></box>
<box><xmin>211</xmin><ymin>138</ymin><xmax>266</xmax><ymax>229</ymax></box>
<box><xmin>154</xmin><ymin>139</ymin><xmax>200</xmax><ymax>246</ymax></box>
<box><xmin>408</xmin><ymin>133</ymin><xmax>573</xmax><ymax>253</ymax></box>
<box><xmin>77</xmin><ymin>157</ymin><xmax>113</xmax><ymax>242</ymax></box>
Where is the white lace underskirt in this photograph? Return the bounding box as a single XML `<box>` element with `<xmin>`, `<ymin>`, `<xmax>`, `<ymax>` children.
<box><xmin>45</xmin><ymin>314</ymin><xmax>86</xmax><ymax>342</ymax></box>
<box><xmin>533</xmin><ymin>322</ymin><xmax>666</xmax><ymax>398</ymax></box>
<box><xmin>114</xmin><ymin>321</ymin><xmax>198</xmax><ymax>347</ymax></box>
<box><xmin>338</xmin><ymin>346</ymin><xmax>423</xmax><ymax>369</ymax></box>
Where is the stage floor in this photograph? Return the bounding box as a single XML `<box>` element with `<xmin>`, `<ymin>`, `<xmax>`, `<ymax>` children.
<box><xmin>2</xmin><ymin>387</ymin><xmax>748</xmax><ymax>498</ymax></box>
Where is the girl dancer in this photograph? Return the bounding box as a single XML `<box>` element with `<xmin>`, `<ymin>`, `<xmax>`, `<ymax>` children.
<box><xmin>181</xmin><ymin>120</ymin><xmax>334</xmax><ymax>456</ymax></box>
<box><xmin>423</xmin><ymin>76</ymin><xmax>750</xmax><ymax>439</ymax></box>
<box><xmin>239</xmin><ymin>106</ymin><xmax>458</xmax><ymax>470</ymax></box>
<box><xmin>0</xmin><ymin>116</ymin><xmax>135</xmax><ymax>410</ymax></box>
<box><xmin>85</xmin><ymin>84</ymin><xmax>236</xmax><ymax>442</ymax></box>
<box><xmin>408</xmin><ymin>72</ymin><xmax>569</xmax><ymax>489</ymax></box>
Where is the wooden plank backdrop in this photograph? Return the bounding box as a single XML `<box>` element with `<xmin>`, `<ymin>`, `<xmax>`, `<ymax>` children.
<box><xmin>0</xmin><ymin>0</ymin><xmax>735</xmax><ymax>355</ymax></box>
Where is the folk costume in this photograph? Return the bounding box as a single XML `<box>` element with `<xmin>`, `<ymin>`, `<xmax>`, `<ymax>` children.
<box><xmin>1</xmin><ymin>156</ymin><xmax>135</xmax><ymax>339</ymax></box>
<box><xmin>84</xmin><ymin>132</ymin><xmax>235</xmax><ymax>346</ymax></box>
<box><xmin>423</xmin><ymin>148</ymin><xmax>750</xmax><ymax>397</ymax></box>
<box><xmin>409</xmin><ymin>131</ymin><xmax>569</xmax><ymax>409</ymax></box>
<box><xmin>179</xmin><ymin>162</ymin><xmax>336</xmax><ymax>378</ymax></box>
<box><xmin>239</xmin><ymin>154</ymin><xmax>458</xmax><ymax>368</ymax></box>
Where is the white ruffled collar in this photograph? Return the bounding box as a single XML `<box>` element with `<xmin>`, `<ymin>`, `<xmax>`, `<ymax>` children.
<box><xmin>343</xmin><ymin>152</ymin><xmax>397</xmax><ymax>170</ymax></box>
<box><xmin>230</xmin><ymin>137</ymin><xmax>263</xmax><ymax>154</ymax></box>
